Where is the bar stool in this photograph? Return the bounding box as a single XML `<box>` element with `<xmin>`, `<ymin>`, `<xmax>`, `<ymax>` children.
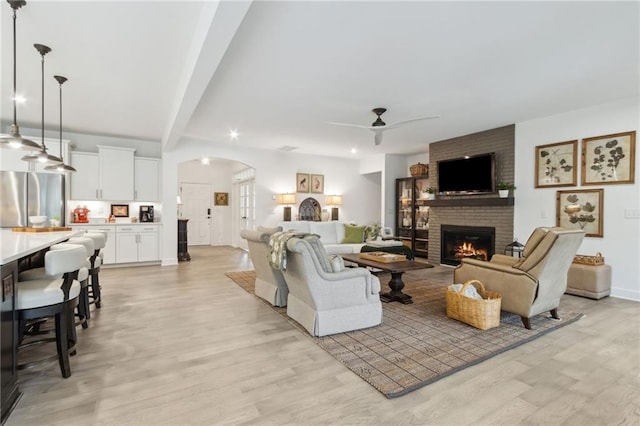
<box><xmin>52</xmin><ymin>239</ymin><xmax>94</xmax><ymax>328</ymax></box>
<box><xmin>20</xmin><ymin>238</ymin><xmax>93</xmax><ymax>329</ymax></box>
<box><xmin>84</xmin><ymin>232</ymin><xmax>106</xmax><ymax>309</ymax></box>
<box><xmin>17</xmin><ymin>245</ymin><xmax>86</xmax><ymax>378</ymax></box>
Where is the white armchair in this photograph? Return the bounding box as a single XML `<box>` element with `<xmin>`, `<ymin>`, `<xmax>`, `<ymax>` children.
<box><xmin>240</xmin><ymin>226</ymin><xmax>288</xmax><ymax>307</ymax></box>
<box><xmin>283</xmin><ymin>236</ymin><xmax>382</xmax><ymax>337</ymax></box>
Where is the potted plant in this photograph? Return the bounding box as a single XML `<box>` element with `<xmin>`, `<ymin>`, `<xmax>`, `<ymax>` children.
<box><xmin>497</xmin><ymin>182</ymin><xmax>516</xmax><ymax>198</ymax></box>
<box><xmin>422</xmin><ymin>186</ymin><xmax>436</xmax><ymax>200</ymax></box>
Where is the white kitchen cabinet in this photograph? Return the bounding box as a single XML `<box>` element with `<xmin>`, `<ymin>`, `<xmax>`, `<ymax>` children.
<box><xmin>70</xmin><ymin>146</ymin><xmax>136</xmax><ymax>201</ymax></box>
<box><xmin>99</xmin><ymin>146</ymin><xmax>135</xmax><ymax>200</ymax></box>
<box><xmin>70</xmin><ymin>152</ymin><xmax>100</xmax><ymax>200</ymax></box>
<box><xmin>134</xmin><ymin>157</ymin><xmax>160</xmax><ymax>201</ymax></box>
<box><xmin>116</xmin><ymin>224</ymin><xmax>159</xmax><ymax>263</ymax></box>
<box><xmin>70</xmin><ymin>224</ymin><xmax>116</xmax><ymax>265</ymax></box>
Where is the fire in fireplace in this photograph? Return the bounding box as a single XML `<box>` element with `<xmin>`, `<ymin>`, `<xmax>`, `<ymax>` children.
<box><xmin>441</xmin><ymin>225</ymin><xmax>495</xmax><ymax>266</ymax></box>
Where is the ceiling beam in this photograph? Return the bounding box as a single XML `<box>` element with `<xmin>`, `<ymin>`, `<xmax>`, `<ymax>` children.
<box><xmin>161</xmin><ymin>1</ymin><xmax>252</xmax><ymax>152</ymax></box>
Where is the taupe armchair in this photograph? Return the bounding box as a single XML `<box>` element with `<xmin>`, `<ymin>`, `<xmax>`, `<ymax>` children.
<box><xmin>240</xmin><ymin>226</ymin><xmax>288</xmax><ymax>306</ymax></box>
<box><xmin>454</xmin><ymin>227</ymin><xmax>585</xmax><ymax>329</ymax></box>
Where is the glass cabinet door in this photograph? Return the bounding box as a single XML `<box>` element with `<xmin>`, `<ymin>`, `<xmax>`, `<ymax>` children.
<box><xmin>396</xmin><ymin>179</ymin><xmax>413</xmax><ymax>246</ymax></box>
<box><xmin>396</xmin><ymin>176</ymin><xmax>430</xmax><ymax>258</ymax></box>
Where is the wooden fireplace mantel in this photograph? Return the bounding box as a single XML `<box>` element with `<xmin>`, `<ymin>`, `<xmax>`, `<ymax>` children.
<box><xmin>421</xmin><ymin>197</ymin><xmax>514</xmax><ymax>207</ymax></box>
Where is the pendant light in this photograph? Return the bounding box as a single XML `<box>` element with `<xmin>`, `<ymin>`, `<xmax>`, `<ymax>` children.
<box><xmin>0</xmin><ymin>0</ymin><xmax>41</xmax><ymax>150</ymax></box>
<box><xmin>22</xmin><ymin>43</ymin><xmax>63</xmax><ymax>165</ymax></box>
<box><xmin>45</xmin><ymin>76</ymin><xmax>76</xmax><ymax>173</ymax></box>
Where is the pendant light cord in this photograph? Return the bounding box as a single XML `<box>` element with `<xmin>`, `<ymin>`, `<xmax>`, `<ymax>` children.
<box><xmin>41</xmin><ymin>51</ymin><xmax>45</xmax><ymax>148</ymax></box>
<box><xmin>11</xmin><ymin>7</ymin><xmax>17</xmax><ymax>125</ymax></box>
<box><xmin>59</xmin><ymin>81</ymin><xmax>62</xmax><ymax>158</ymax></box>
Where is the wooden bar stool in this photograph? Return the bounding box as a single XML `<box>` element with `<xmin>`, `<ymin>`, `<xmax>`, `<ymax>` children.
<box><xmin>17</xmin><ymin>245</ymin><xmax>87</xmax><ymax>378</ymax></box>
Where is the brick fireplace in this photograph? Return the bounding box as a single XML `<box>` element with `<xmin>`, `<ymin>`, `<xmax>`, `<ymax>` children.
<box><xmin>440</xmin><ymin>224</ymin><xmax>495</xmax><ymax>266</ymax></box>
<box><xmin>425</xmin><ymin>125</ymin><xmax>515</xmax><ymax>265</ymax></box>
<box><xmin>428</xmin><ymin>205</ymin><xmax>513</xmax><ymax>265</ymax></box>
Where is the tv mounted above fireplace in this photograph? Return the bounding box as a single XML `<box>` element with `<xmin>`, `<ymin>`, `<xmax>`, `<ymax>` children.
<box><xmin>437</xmin><ymin>152</ymin><xmax>496</xmax><ymax>195</ymax></box>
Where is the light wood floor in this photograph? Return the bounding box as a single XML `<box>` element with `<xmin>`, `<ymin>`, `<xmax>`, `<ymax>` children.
<box><xmin>7</xmin><ymin>246</ymin><xmax>640</xmax><ymax>426</ymax></box>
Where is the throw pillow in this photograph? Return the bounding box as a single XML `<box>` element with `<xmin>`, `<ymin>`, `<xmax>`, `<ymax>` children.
<box><xmin>329</xmin><ymin>255</ymin><xmax>345</xmax><ymax>272</ymax></box>
<box><xmin>364</xmin><ymin>224</ymin><xmax>381</xmax><ymax>242</ymax></box>
<box><xmin>342</xmin><ymin>224</ymin><xmax>366</xmax><ymax>243</ymax></box>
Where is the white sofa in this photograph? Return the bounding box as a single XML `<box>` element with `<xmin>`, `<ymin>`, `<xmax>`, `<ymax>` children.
<box><xmin>278</xmin><ymin>221</ymin><xmax>366</xmax><ymax>255</ymax></box>
<box><xmin>240</xmin><ymin>227</ymin><xmax>288</xmax><ymax>306</ymax></box>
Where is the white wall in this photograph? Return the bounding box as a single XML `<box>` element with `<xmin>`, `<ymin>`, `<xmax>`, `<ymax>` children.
<box><xmin>161</xmin><ymin>140</ymin><xmax>383</xmax><ymax>265</ymax></box>
<box><xmin>515</xmin><ymin>96</ymin><xmax>640</xmax><ymax>300</ymax></box>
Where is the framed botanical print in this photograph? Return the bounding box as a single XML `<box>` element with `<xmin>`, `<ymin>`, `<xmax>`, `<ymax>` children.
<box><xmin>296</xmin><ymin>173</ymin><xmax>310</xmax><ymax>193</ymax></box>
<box><xmin>556</xmin><ymin>188</ymin><xmax>604</xmax><ymax>237</ymax></box>
<box><xmin>535</xmin><ymin>140</ymin><xmax>577</xmax><ymax>187</ymax></box>
<box><xmin>214</xmin><ymin>192</ymin><xmax>228</xmax><ymax>206</ymax></box>
<box><xmin>310</xmin><ymin>174</ymin><xmax>324</xmax><ymax>194</ymax></box>
<box><xmin>581</xmin><ymin>131</ymin><xmax>636</xmax><ymax>185</ymax></box>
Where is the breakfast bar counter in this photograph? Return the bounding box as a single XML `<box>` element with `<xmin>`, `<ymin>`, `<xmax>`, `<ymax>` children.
<box><xmin>0</xmin><ymin>228</ymin><xmax>81</xmax><ymax>265</ymax></box>
<box><xmin>0</xmin><ymin>228</ymin><xmax>80</xmax><ymax>423</ymax></box>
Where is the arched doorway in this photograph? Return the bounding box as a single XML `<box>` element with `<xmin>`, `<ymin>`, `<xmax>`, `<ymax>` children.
<box><xmin>178</xmin><ymin>157</ymin><xmax>254</xmax><ymax>249</ymax></box>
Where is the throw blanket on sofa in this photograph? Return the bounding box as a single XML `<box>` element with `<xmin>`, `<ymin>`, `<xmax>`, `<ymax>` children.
<box><xmin>268</xmin><ymin>231</ymin><xmax>317</xmax><ymax>270</ymax></box>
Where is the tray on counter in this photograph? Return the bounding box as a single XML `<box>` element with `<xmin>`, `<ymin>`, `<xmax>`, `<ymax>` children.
<box><xmin>12</xmin><ymin>227</ymin><xmax>72</xmax><ymax>233</ymax></box>
<box><xmin>358</xmin><ymin>251</ymin><xmax>407</xmax><ymax>263</ymax></box>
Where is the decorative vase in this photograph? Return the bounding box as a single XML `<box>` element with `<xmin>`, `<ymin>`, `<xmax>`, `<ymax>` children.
<box><xmin>426</xmin><ymin>193</ymin><xmax>435</xmax><ymax>200</ymax></box>
<box><xmin>498</xmin><ymin>190</ymin><xmax>509</xmax><ymax>198</ymax></box>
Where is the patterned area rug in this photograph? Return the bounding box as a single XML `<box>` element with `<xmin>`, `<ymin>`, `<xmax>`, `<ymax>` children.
<box><xmin>225</xmin><ymin>268</ymin><xmax>582</xmax><ymax>398</ymax></box>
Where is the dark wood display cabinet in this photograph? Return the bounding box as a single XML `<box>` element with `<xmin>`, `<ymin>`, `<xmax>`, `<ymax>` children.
<box><xmin>396</xmin><ymin>176</ymin><xmax>431</xmax><ymax>258</ymax></box>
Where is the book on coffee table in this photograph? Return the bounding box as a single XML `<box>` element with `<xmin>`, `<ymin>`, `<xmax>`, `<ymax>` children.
<box><xmin>359</xmin><ymin>251</ymin><xmax>407</xmax><ymax>263</ymax></box>
<box><xmin>364</xmin><ymin>240</ymin><xmax>403</xmax><ymax>248</ymax></box>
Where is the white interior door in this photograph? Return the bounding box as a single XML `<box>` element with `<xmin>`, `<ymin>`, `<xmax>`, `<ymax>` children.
<box><xmin>235</xmin><ymin>179</ymin><xmax>255</xmax><ymax>250</ymax></box>
<box><xmin>181</xmin><ymin>182</ymin><xmax>211</xmax><ymax>246</ymax></box>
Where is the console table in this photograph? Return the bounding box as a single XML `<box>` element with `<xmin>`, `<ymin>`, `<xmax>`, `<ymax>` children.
<box><xmin>177</xmin><ymin>219</ymin><xmax>191</xmax><ymax>261</ymax></box>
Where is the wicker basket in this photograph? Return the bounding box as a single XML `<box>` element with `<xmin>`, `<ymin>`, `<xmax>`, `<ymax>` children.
<box><xmin>409</xmin><ymin>162</ymin><xmax>429</xmax><ymax>177</ymax></box>
<box><xmin>573</xmin><ymin>252</ymin><xmax>604</xmax><ymax>265</ymax></box>
<box><xmin>446</xmin><ymin>280</ymin><xmax>502</xmax><ymax>330</ymax></box>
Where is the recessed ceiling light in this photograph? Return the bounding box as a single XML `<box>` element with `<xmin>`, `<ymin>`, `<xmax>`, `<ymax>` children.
<box><xmin>229</xmin><ymin>129</ymin><xmax>239</xmax><ymax>140</ymax></box>
<box><xmin>201</xmin><ymin>157</ymin><xmax>210</xmax><ymax>165</ymax></box>
<box><xmin>351</xmin><ymin>148</ymin><xmax>357</xmax><ymax>154</ymax></box>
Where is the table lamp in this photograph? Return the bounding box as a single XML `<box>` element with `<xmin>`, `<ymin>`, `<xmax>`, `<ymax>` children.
<box><xmin>326</xmin><ymin>195</ymin><xmax>343</xmax><ymax>221</ymax></box>
<box><xmin>276</xmin><ymin>193</ymin><xmax>296</xmax><ymax>221</ymax></box>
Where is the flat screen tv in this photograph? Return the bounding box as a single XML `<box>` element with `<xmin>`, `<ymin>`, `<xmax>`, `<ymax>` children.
<box><xmin>437</xmin><ymin>153</ymin><xmax>496</xmax><ymax>195</ymax></box>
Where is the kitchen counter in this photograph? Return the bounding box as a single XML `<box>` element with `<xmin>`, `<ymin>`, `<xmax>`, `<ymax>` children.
<box><xmin>70</xmin><ymin>222</ymin><xmax>161</xmax><ymax>226</ymax></box>
<box><xmin>0</xmin><ymin>228</ymin><xmax>81</xmax><ymax>265</ymax></box>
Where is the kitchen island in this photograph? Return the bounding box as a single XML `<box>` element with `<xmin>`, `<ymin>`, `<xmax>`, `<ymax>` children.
<box><xmin>0</xmin><ymin>228</ymin><xmax>80</xmax><ymax>423</ymax></box>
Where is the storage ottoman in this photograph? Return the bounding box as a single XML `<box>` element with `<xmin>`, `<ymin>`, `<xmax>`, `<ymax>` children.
<box><xmin>566</xmin><ymin>263</ymin><xmax>611</xmax><ymax>300</ymax></box>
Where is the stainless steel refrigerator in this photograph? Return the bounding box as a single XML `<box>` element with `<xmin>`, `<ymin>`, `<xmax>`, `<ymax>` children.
<box><xmin>0</xmin><ymin>171</ymin><xmax>66</xmax><ymax>228</ymax></box>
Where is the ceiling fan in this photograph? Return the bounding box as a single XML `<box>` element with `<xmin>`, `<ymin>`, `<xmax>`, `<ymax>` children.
<box><xmin>328</xmin><ymin>108</ymin><xmax>440</xmax><ymax>145</ymax></box>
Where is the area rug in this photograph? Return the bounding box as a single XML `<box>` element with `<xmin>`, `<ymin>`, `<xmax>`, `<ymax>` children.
<box><xmin>225</xmin><ymin>269</ymin><xmax>582</xmax><ymax>398</ymax></box>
